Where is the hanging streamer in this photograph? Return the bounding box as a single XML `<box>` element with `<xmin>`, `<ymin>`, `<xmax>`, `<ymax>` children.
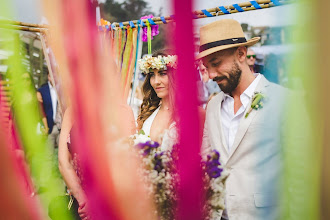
<box><xmin>110</xmin><ymin>28</ymin><xmax>115</xmax><ymax>59</ymax></box>
<box><xmin>59</xmin><ymin>0</ymin><xmax>125</xmax><ymax>218</ymax></box>
<box><xmin>120</xmin><ymin>27</ymin><xmax>133</xmax><ymax>95</ymax></box>
<box><xmin>117</xmin><ymin>29</ymin><xmax>122</xmax><ymax>65</ymax></box>
<box><xmin>119</xmin><ymin>29</ymin><xmax>128</xmax><ymax>72</ymax></box>
<box><xmin>118</xmin><ymin>28</ymin><xmax>128</xmax><ymax>72</ymax></box>
<box><xmin>124</xmin><ymin>28</ymin><xmax>139</xmax><ymax>100</ymax></box>
<box><xmin>173</xmin><ymin>0</ymin><xmax>203</xmax><ymax>218</ymax></box>
<box><xmin>146</xmin><ymin>20</ymin><xmax>152</xmax><ymax>54</ymax></box>
<box><xmin>129</xmin><ymin>26</ymin><xmax>142</xmax><ymax>106</ymax></box>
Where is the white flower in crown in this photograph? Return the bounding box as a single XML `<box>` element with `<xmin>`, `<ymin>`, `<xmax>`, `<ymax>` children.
<box><xmin>163</xmin><ymin>55</ymin><xmax>178</xmax><ymax>69</ymax></box>
<box><xmin>138</xmin><ymin>55</ymin><xmax>178</xmax><ymax>73</ymax></box>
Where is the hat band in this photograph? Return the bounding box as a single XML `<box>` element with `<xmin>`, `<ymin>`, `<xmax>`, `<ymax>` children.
<box><xmin>199</xmin><ymin>37</ymin><xmax>247</xmax><ymax>52</ymax></box>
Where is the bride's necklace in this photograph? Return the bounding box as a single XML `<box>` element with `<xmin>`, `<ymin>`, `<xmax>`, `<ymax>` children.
<box><xmin>160</xmin><ymin>104</ymin><xmax>170</xmax><ymax>111</ymax></box>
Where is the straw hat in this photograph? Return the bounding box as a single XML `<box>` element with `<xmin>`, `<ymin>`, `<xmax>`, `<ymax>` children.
<box><xmin>196</xmin><ymin>19</ymin><xmax>260</xmax><ymax>60</ymax></box>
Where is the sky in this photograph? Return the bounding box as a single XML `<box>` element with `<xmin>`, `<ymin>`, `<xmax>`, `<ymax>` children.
<box><xmin>10</xmin><ymin>0</ymin><xmax>42</xmax><ymax>23</ymax></box>
<box><xmin>9</xmin><ymin>0</ymin><xmax>296</xmax><ymax>28</ymax></box>
<box><xmin>144</xmin><ymin>0</ymin><xmax>296</xmax><ymax>28</ymax></box>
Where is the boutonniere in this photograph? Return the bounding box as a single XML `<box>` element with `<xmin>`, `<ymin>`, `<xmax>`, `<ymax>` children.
<box><xmin>245</xmin><ymin>92</ymin><xmax>266</xmax><ymax>118</ymax></box>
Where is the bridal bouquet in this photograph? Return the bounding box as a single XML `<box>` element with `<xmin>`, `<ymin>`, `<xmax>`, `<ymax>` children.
<box><xmin>129</xmin><ymin>131</ymin><xmax>178</xmax><ymax>220</ymax></box>
<box><xmin>202</xmin><ymin>150</ymin><xmax>229</xmax><ymax>220</ymax></box>
<box><xmin>128</xmin><ymin>131</ymin><xmax>227</xmax><ymax>220</ymax></box>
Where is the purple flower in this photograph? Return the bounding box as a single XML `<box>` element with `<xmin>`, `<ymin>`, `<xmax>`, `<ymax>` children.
<box><xmin>155</xmin><ymin>151</ymin><xmax>164</xmax><ymax>157</ymax></box>
<box><xmin>147</xmin><ymin>140</ymin><xmax>159</xmax><ymax>148</ymax></box>
<box><xmin>204</xmin><ymin>150</ymin><xmax>223</xmax><ymax>178</ymax></box>
<box><xmin>210</xmin><ymin>150</ymin><xmax>220</xmax><ymax>160</ymax></box>
<box><xmin>206</xmin><ymin>160</ymin><xmax>220</xmax><ymax>168</ymax></box>
<box><xmin>154</xmin><ymin>163</ymin><xmax>163</xmax><ymax>172</ymax></box>
<box><xmin>135</xmin><ymin>140</ymin><xmax>160</xmax><ymax>156</ymax></box>
<box><xmin>207</xmin><ymin>167</ymin><xmax>223</xmax><ymax>179</ymax></box>
<box><xmin>140</xmin><ymin>14</ymin><xmax>159</xmax><ymax>42</ymax></box>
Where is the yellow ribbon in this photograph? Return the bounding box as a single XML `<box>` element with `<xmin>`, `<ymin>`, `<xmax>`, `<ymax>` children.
<box><xmin>146</xmin><ymin>20</ymin><xmax>152</xmax><ymax>54</ymax></box>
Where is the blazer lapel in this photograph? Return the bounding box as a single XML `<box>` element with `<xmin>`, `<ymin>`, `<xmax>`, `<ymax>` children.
<box><xmin>213</xmin><ymin>93</ymin><xmax>230</xmax><ymax>161</ymax></box>
<box><xmin>227</xmin><ymin>76</ymin><xmax>270</xmax><ymax>160</ymax></box>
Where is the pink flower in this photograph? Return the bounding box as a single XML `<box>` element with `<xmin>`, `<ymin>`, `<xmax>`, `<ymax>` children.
<box><xmin>140</xmin><ymin>14</ymin><xmax>159</xmax><ymax>42</ymax></box>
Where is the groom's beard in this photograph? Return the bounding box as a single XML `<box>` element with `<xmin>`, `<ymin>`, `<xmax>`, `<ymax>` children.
<box><xmin>213</xmin><ymin>61</ymin><xmax>242</xmax><ymax>94</ymax></box>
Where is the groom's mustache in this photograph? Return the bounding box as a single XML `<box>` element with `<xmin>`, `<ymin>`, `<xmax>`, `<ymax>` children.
<box><xmin>213</xmin><ymin>76</ymin><xmax>227</xmax><ymax>82</ymax></box>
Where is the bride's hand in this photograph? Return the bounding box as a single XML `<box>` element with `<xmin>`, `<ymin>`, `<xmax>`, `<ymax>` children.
<box><xmin>76</xmin><ymin>193</ymin><xmax>89</xmax><ymax>219</ymax></box>
<box><xmin>78</xmin><ymin>202</ymin><xmax>89</xmax><ymax>219</ymax></box>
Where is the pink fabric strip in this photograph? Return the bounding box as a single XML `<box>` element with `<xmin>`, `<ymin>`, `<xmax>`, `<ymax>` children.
<box><xmin>0</xmin><ymin>83</ymin><xmax>40</xmax><ymax>219</ymax></box>
<box><xmin>60</xmin><ymin>0</ymin><xmax>121</xmax><ymax>219</ymax></box>
<box><xmin>174</xmin><ymin>0</ymin><xmax>203</xmax><ymax>219</ymax></box>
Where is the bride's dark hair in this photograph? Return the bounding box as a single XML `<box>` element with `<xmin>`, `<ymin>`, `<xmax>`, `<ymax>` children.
<box><xmin>137</xmin><ymin>48</ymin><xmax>176</xmax><ymax>130</ymax></box>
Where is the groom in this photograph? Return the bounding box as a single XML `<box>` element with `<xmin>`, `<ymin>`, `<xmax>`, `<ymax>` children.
<box><xmin>198</xmin><ymin>19</ymin><xmax>286</xmax><ymax>220</ymax></box>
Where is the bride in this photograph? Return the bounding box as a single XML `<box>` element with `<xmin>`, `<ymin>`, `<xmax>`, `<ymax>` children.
<box><xmin>137</xmin><ymin>49</ymin><xmax>205</xmax><ymax>150</ymax></box>
<box><xmin>137</xmin><ymin>49</ymin><xmax>178</xmax><ymax>149</ymax></box>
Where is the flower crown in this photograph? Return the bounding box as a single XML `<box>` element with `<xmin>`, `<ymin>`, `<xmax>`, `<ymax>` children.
<box><xmin>138</xmin><ymin>55</ymin><xmax>178</xmax><ymax>74</ymax></box>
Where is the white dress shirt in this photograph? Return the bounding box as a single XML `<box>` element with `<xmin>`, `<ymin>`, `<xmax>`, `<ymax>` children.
<box><xmin>221</xmin><ymin>74</ymin><xmax>261</xmax><ymax>152</ymax></box>
<box><xmin>48</xmin><ymin>81</ymin><xmax>58</xmax><ymax>121</ymax></box>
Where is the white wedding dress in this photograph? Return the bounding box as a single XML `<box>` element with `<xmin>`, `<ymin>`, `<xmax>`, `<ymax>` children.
<box><xmin>141</xmin><ymin>106</ymin><xmax>178</xmax><ymax>151</ymax></box>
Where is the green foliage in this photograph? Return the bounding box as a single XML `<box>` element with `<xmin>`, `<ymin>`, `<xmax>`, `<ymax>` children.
<box><xmin>241</xmin><ymin>23</ymin><xmax>249</xmax><ymax>32</ymax></box>
<box><xmin>101</xmin><ymin>0</ymin><xmax>152</xmax><ymax>22</ymax></box>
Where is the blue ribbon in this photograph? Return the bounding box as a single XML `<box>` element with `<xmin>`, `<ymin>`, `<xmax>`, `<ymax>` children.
<box><xmin>147</xmin><ymin>18</ymin><xmax>156</xmax><ymax>25</ymax></box>
<box><xmin>105</xmin><ymin>25</ymin><xmax>110</xmax><ymax>31</ymax></box>
<box><xmin>160</xmin><ymin>16</ymin><xmax>167</xmax><ymax>24</ymax></box>
<box><xmin>119</xmin><ymin>22</ymin><xmax>124</xmax><ymax>29</ymax></box>
<box><xmin>138</xmin><ymin>19</ymin><xmax>146</xmax><ymax>27</ymax></box>
<box><xmin>129</xmin><ymin>21</ymin><xmax>136</xmax><ymax>28</ymax></box>
<box><xmin>250</xmin><ymin>1</ymin><xmax>262</xmax><ymax>9</ymax></box>
<box><xmin>219</xmin><ymin>6</ymin><xmax>230</xmax><ymax>14</ymax></box>
<box><xmin>270</xmin><ymin>0</ymin><xmax>281</xmax><ymax>6</ymax></box>
<box><xmin>98</xmin><ymin>26</ymin><xmax>103</xmax><ymax>31</ymax></box>
<box><xmin>111</xmin><ymin>23</ymin><xmax>116</xmax><ymax>30</ymax></box>
<box><xmin>233</xmin><ymin>4</ymin><xmax>244</xmax><ymax>12</ymax></box>
<box><xmin>202</xmin><ymin>9</ymin><xmax>213</xmax><ymax>17</ymax></box>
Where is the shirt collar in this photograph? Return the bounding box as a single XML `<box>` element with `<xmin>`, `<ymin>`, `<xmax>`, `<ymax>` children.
<box><xmin>243</xmin><ymin>73</ymin><xmax>261</xmax><ymax>99</ymax></box>
<box><xmin>222</xmin><ymin>73</ymin><xmax>262</xmax><ymax>107</ymax></box>
<box><xmin>240</xmin><ymin>73</ymin><xmax>261</xmax><ymax>108</ymax></box>
<box><xmin>48</xmin><ymin>81</ymin><xmax>53</xmax><ymax>89</ymax></box>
